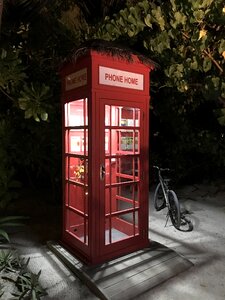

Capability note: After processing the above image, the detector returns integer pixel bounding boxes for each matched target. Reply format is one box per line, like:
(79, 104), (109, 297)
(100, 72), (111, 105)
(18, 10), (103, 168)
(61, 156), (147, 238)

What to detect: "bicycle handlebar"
(153, 166), (170, 172)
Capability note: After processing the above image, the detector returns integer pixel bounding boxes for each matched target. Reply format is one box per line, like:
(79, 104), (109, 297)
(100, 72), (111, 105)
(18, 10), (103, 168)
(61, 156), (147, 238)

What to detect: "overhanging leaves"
(18, 83), (52, 122)
(0, 49), (26, 93)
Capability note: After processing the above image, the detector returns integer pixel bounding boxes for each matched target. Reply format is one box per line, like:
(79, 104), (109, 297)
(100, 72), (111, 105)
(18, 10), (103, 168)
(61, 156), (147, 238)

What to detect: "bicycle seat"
(161, 168), (170, 172)
(164, 178), (171, 183)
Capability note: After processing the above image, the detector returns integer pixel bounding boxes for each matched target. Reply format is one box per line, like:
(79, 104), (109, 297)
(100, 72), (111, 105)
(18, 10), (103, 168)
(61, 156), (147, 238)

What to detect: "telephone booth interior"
(60, 44), (154, 265)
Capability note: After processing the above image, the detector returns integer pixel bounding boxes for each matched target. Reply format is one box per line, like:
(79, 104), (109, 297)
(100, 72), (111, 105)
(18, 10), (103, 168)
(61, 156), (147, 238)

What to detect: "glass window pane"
(105, 129), (110, 154)
(114, 212), (138, 235)
(105, 217), (130, 245)
(106, 129), (140, 156)
(105, 105), (111, 126)
(65, 98), (88, 127)
(105, 213), (137, 245)
(84, 98), (88, 126)
(105, 185), (138, 215)
(120, 107), (134, 126)
(68, 183), (87, 213)
(120, 183), (139, 202)
(117, 199), (133, 211)
(120, 107), (140, 127)
(116, 156), (136, 177)
(134, 109), (140, 127)
(116, 211), (138, 234)
(134, 130), (139, 153)
(111, 106), (120, 126)
(105, 158), (134, 184)
(135, 211), (139, 231)
(65, 209), (88, 244)
(109, 129), (118, 155)
(105, 187), (110, 215)
(66, 129), (88, 155)
(120, 131), (134, 152)
(105, 158), (111, 184)
(69, 129), (83, 154)
(68, 157), (88, 184)
(105, 186), (133, 214)
(105, 105), (140, 128)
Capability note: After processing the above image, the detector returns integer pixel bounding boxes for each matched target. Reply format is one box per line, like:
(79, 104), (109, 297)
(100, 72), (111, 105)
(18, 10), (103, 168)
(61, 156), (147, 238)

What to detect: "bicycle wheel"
(168, 190), (181, 229)
(179, 215), (194, 232)
(154, 183), (166, 211)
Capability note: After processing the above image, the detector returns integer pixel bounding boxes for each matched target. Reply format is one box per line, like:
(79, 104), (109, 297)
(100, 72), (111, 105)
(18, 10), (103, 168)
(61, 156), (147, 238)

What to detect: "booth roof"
(63, 39), (159, 70)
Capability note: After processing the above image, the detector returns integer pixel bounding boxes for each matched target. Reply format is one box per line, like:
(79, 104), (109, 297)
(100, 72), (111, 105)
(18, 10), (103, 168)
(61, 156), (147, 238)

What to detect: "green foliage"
(216, 108), (225, 126)
(0, 0), (224, 192)
(93, 0), (225, 102)
(12, 270), (47, 300)
(18, 83), (52, 122)
(0, 0), (72, 197)
(0, 250), (46, 299)
(0, 49), (26, 93)
(0, 48), (52, 122)
(88, 0), (225, 181)
(0, 250), (22, 272)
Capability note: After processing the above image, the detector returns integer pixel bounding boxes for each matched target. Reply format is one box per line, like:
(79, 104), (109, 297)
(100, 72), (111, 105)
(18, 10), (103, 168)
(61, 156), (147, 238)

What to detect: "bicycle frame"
(156, 167), (171, 209)
(153, 165), (192, 231)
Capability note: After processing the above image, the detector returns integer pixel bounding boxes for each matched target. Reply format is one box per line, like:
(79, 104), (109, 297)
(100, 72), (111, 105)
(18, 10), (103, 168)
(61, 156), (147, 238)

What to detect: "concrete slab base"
(47, 240), (193, 300)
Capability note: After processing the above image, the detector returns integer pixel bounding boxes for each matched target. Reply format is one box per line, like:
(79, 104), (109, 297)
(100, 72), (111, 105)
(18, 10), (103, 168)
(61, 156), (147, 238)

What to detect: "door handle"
(100, 164), (105, 180)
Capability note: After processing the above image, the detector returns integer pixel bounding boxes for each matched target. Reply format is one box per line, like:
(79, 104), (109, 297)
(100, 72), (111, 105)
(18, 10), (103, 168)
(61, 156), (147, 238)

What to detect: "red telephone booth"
(60, 43), (155, 265)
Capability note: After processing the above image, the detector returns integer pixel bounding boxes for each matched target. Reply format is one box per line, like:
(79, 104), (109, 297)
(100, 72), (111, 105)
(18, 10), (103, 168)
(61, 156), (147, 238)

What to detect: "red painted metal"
(60, 50), (154, 265)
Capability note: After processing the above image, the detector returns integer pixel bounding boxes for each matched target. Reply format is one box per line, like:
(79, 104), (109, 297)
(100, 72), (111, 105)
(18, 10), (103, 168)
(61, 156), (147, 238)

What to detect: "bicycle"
(153, 166), (193, 232)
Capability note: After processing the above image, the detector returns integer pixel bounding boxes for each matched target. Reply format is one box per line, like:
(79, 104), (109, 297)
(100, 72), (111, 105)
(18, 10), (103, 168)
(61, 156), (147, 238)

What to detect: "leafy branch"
(182, 31), (223, 74)
(0, 87), (15, 102)
(18, 83), (52, 122)
(0, 49), (26, 92)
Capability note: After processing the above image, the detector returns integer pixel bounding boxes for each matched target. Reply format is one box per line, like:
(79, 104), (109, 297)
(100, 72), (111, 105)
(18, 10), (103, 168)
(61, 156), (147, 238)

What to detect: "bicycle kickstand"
(165, 213), (170, 227)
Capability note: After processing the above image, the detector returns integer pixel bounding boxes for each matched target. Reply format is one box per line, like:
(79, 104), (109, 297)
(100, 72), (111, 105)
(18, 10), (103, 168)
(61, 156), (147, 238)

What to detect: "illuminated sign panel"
(99, 66), (144, 90)
(65, 68), (87, 91)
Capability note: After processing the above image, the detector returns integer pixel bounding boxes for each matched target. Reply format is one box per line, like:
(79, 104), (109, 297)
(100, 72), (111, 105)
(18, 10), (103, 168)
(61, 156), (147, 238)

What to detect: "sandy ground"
(147, 181), (225, 300)
(1, 181), (225, 299)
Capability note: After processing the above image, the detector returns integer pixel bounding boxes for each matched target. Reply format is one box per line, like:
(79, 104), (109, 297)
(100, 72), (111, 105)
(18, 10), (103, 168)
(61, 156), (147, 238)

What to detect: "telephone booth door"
(98, 98), (149, 257)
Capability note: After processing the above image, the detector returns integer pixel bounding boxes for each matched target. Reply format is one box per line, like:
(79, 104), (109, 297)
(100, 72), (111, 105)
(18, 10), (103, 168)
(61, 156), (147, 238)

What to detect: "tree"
(88, 0), (225, 180)
(0, 0), (225, 200)
(0, 0), (83, 205)
(91, 0), (225, 102)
